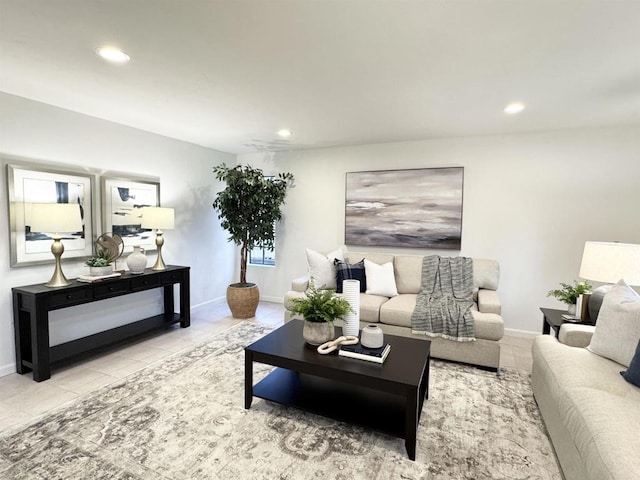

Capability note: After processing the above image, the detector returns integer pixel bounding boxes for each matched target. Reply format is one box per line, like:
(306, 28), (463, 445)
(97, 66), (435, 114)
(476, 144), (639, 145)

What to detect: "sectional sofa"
(283, 251), (504, 370)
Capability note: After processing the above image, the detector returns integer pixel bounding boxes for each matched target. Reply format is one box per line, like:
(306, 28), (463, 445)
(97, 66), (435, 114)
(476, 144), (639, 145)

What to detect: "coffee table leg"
(244, 350), (253, 409)
(405, 387), (418, 461)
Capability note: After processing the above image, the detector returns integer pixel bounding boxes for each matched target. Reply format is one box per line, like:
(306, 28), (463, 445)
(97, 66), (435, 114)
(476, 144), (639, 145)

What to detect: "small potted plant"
(547, 280), (592, 314)
(85, 248), (116, 276)
(290, 286), (353, 346)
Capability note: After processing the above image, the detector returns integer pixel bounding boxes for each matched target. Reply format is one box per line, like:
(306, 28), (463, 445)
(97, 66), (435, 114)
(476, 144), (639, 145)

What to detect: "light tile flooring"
(0, 301), (534, 434)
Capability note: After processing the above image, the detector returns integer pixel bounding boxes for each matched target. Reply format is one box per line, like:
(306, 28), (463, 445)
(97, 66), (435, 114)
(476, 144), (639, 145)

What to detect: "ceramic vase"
(567, 303), (577, 315)
(89, 265), (113, 276)
(303, 320), (335, 346)
(361, 324), (384, 348)
(126, 245), (147, 274)
(342, 279), (360, 336)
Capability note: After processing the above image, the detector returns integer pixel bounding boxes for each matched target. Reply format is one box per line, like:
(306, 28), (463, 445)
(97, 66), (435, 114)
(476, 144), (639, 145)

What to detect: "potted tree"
(290, 286), (353, 345)
(212, 163), (294, 318)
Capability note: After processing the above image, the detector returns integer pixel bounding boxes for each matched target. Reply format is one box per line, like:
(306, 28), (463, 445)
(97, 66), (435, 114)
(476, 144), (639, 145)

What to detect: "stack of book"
(339, 343), (391, 364)
(77, 273), (122, 283)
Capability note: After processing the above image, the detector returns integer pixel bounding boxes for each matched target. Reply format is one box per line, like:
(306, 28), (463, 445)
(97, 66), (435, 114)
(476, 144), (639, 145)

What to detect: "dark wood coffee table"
(245, 320), (431, 460)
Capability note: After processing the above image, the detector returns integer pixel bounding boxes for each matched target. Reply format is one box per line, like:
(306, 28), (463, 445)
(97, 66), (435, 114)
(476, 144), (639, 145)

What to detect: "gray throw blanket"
(411, 256), (476, 342)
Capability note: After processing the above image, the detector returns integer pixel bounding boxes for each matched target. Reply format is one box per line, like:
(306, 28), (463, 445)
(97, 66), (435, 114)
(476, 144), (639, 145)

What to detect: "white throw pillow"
(587, 279), (640, 367)
(364, 259), (398, 297)
(306, 247), (344, 290)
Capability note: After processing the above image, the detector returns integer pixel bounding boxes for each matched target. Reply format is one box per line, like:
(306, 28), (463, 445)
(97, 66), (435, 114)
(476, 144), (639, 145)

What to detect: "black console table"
(12, 265), (190, 382)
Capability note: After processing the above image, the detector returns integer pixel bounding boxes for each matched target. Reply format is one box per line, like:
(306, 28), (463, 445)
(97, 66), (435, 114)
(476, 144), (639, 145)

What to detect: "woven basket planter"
(226, 283), (260, 319)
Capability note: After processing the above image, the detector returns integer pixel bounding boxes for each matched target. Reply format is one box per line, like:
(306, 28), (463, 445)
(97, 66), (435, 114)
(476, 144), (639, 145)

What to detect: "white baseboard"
(191, 297), (226, 310)
(259, 295), (284, 304)
(0, 363), (16, 378)
(504, 327), (539, 338)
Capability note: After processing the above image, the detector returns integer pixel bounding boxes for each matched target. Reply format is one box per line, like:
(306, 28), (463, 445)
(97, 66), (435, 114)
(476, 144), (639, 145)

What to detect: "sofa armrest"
(477, 289), (501, 315)
(558, 324), (595, 348)
(291, 275), (309, 293)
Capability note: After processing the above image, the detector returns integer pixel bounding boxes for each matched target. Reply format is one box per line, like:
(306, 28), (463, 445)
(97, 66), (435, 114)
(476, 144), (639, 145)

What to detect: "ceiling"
(1, 1), (639, 154)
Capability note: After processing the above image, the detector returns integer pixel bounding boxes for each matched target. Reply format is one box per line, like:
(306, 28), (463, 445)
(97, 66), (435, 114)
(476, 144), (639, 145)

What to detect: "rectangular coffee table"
(245, 320), (431, 460)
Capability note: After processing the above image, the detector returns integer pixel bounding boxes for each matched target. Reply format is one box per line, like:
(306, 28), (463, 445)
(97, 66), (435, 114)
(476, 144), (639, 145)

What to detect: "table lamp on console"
(28, 203), (83, 287)
(141, 207), (175, 271)
(578, 241), (640, 321)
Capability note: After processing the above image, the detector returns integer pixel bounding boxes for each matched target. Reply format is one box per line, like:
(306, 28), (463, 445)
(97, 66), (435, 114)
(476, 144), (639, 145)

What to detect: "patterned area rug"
(0, 322), (561, 479)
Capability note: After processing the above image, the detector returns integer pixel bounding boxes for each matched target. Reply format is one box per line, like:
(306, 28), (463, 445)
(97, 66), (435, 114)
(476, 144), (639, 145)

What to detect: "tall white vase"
(342, 279), (360, 337)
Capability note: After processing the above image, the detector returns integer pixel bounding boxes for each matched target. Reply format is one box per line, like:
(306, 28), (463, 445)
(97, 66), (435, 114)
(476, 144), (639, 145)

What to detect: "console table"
(12, 265), (190, 382)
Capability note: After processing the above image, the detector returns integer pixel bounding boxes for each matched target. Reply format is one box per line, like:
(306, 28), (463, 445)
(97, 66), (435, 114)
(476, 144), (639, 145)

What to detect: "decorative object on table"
(574, 292), (591, 321)
(140, 206), (174, 270)
(101, 175), (160, 252)
(339, 342), (391, 364)
(341, 279), (361, 336)
(77, 272), (122, 283)
(96, 232), (124, 271)
(28, 203), (83, 287)
(7, 162), (94, 267)
(316, 335), (359, 355)
(345, 167), (464, 249)
(85, 243), (120, 276)
(290, 286), (353, 345)
(546, 280), (592, 315)
(360, 324), (384, 348)
(126, 245), (147, 274)
(578, 241), (640, 321)
(212, 163), (294, 318)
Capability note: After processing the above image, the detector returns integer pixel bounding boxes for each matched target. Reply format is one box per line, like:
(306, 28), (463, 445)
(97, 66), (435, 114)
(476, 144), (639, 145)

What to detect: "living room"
(1, 1), (639, 479)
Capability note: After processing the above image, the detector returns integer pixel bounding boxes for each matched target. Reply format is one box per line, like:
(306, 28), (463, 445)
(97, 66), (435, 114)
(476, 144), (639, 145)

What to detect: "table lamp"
(578, 241), (640, 320)
(141, 207), (174, 270)
(29, 203), (83, 287)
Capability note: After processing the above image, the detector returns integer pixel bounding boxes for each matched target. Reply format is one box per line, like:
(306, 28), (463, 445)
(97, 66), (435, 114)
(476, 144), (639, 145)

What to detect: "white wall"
(0, 93), (236, 376)
(240, 126), (640, 335)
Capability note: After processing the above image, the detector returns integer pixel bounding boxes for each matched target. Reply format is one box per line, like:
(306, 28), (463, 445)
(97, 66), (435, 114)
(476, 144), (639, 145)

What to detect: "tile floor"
(0, 301), (534, 434)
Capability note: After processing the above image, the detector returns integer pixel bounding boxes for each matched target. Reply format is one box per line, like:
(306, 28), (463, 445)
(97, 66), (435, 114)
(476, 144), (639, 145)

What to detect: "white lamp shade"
(28, 203), (82, 233)
(579, 241), (640, 286)
(140, 207), (175, 229)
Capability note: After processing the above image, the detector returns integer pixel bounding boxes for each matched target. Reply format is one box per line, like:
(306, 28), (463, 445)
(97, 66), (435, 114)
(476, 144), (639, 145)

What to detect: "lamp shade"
(28, 203), (82, 233)
(579, 241), (640, 286)
(140, 207), (174, 230)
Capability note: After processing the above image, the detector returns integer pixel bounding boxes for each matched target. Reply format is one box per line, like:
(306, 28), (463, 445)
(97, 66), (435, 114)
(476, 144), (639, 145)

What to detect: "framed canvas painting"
(101, 176), (160, 252)
(345, 167), (464, 249)
(7, 163), (95, 266)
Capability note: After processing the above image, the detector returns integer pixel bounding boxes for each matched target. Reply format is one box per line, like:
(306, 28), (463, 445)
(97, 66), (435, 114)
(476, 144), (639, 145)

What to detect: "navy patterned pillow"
(334, 259), (366, 293)
(621, 339), (640, 388)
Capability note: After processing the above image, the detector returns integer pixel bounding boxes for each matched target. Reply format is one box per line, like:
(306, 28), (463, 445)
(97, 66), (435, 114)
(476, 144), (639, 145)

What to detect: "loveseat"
(531, 280), (640, 480)
(283, 251), (504, 369)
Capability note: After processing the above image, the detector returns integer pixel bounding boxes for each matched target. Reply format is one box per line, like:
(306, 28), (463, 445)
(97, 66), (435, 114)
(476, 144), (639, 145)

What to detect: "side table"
(540, 307), (594, 337)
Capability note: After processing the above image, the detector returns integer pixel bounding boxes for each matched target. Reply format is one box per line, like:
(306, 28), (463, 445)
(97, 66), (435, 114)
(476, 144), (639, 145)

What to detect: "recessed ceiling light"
(96, 47), (130, 64)
(504, 102), (525, 114)
(277, 129), (292, 138)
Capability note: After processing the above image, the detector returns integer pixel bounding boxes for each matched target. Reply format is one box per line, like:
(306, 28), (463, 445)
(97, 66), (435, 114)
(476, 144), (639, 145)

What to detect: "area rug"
(0, 322), (561, 479)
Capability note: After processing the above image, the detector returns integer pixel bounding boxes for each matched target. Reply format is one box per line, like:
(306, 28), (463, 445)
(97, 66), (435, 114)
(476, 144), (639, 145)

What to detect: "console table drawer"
(94, 282), (130, 299)
(49, 289), (91, 308)
(131, 275), (161, 291)
(161, 270), (184, 285)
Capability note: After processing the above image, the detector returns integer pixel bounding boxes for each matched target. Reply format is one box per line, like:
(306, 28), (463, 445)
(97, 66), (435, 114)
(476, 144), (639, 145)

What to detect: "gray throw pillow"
(587, 279), (640, 367)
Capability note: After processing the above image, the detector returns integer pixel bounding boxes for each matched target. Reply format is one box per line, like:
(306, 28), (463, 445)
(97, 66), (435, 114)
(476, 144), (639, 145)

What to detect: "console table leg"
(32, 305), (51, 382)
(244, 350), (253, 409)
(180, 276), (190, 328)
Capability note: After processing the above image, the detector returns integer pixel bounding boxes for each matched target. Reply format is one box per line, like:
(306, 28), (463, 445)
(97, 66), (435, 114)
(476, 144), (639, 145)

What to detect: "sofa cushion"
(472, 258), (500, 291)
(621, 339), (640, 387)
(393, 255), (423, 294)
(306, 247), (344, 290)
(359, 293), (388, 323)
(346, 252), (395, 266)
(587, 279), (640, 367)
(364, 259), (398, 297)
(334, 259), (366, 293)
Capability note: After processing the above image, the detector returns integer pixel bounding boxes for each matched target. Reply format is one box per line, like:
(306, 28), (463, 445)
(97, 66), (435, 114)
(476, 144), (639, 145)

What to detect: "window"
(249, 242), (275, 266)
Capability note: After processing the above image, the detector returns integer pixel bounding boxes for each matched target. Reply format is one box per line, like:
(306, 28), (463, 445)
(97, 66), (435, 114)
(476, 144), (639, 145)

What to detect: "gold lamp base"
(45, 237), (72, 287)
(151, 230), (167, 270)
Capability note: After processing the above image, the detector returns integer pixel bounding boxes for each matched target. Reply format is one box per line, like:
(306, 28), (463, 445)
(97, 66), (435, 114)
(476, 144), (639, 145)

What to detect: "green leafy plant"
(547, 280), (593, 305)
(290, 286), (353, 323)
(85, 248), (115, 267)
(212, 163), (294, 285)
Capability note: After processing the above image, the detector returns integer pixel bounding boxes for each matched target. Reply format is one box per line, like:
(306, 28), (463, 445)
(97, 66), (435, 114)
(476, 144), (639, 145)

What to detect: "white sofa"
(283, 251), (504, 370)
(532, 326), (640, 480)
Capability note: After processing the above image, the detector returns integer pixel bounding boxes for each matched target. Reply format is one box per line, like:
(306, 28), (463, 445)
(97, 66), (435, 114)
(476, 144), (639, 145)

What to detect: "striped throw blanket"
(411, 256), (476, 342)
